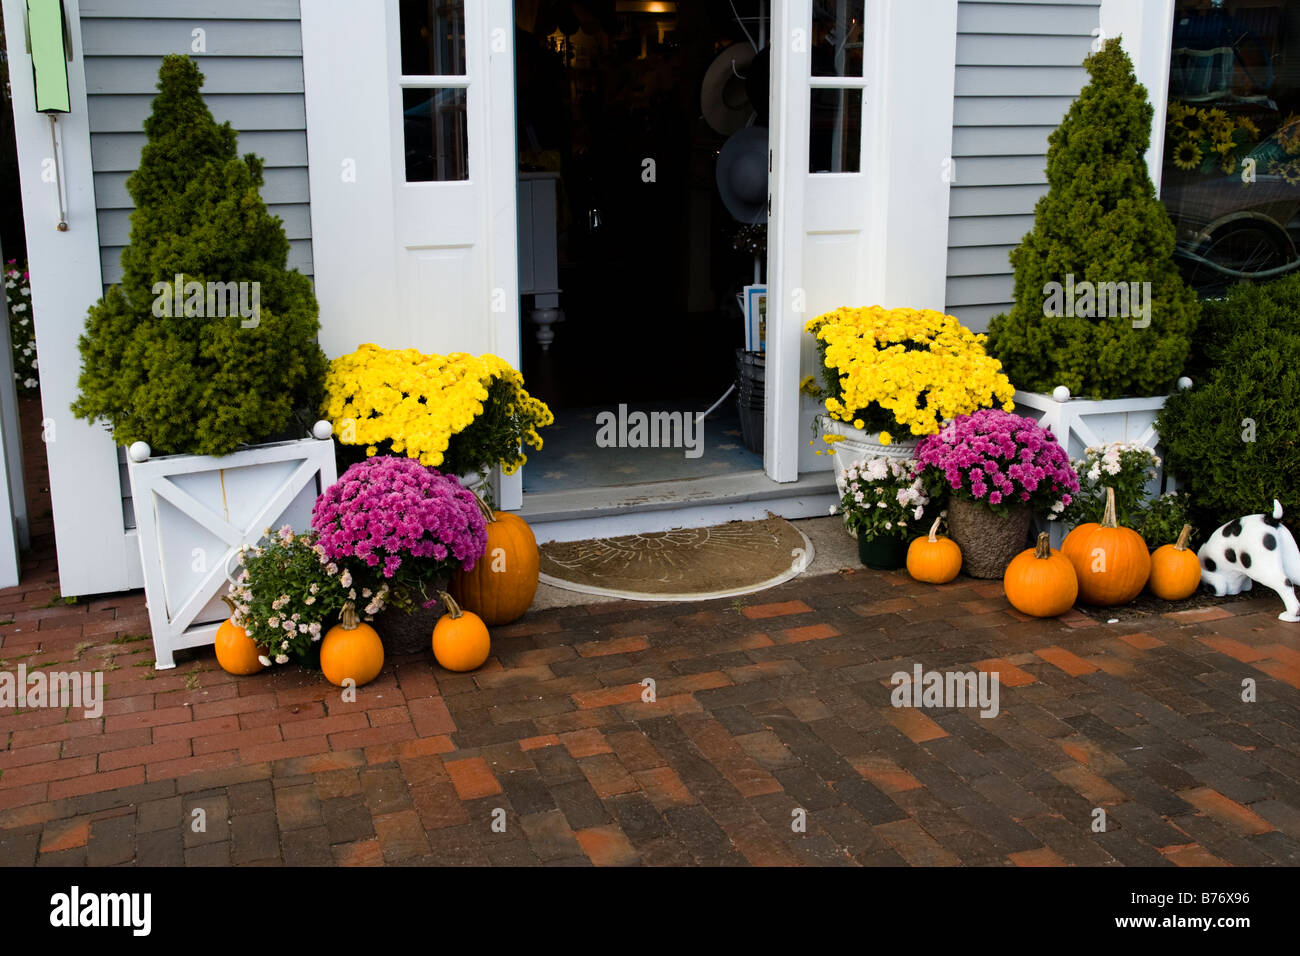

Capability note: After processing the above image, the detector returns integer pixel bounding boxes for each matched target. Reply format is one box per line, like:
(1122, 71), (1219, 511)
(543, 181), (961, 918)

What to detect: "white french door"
(303, 0), (522, 507)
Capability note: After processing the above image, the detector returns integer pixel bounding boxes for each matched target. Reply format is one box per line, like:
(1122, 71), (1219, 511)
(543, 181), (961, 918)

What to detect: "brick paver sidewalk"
(2, 409), (1299, 865)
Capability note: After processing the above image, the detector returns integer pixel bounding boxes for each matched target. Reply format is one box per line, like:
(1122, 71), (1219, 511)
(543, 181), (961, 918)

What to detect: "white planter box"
(818, 416), (919, 489)
(128, 437), (338, 669)
(1014, 388), (1175, 547)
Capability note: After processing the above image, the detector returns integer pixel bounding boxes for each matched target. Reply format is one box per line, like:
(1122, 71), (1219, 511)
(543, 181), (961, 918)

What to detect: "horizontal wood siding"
(945, 0), (1099, 331)
(81, 1), (312, 285)
(79, 0), (311, 529)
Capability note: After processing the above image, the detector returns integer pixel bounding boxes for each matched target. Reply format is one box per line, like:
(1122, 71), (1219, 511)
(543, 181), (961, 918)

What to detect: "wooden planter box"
(128, 437), (337, 669)
(1014, 389), (1175, 548)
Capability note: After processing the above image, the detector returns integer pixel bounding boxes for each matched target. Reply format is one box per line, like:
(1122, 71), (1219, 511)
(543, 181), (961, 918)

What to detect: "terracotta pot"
(857, 533), (907, 571)
(946, 498), (1033, 579)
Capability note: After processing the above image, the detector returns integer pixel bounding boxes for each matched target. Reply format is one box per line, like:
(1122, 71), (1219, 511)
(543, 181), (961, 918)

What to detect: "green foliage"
(986, 39), (1198, 399)
(1182, 272), (1300, 384)
(71, 56), (327, 456)
(1136, 492), (1196, 550)
(1157, 322), (1300, 529)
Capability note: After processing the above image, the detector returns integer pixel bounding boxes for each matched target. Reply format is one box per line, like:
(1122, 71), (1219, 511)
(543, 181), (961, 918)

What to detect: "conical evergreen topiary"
(986, 38), (1198, 399)
(72, 55), (327, 456)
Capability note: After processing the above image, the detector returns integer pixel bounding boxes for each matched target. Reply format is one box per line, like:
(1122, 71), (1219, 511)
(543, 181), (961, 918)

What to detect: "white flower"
(339, 569), (352, 588)
(11, 303), (25, 313)
(275, 654), (289, 665)
(913, 505), (924, 521)
(267, 616), (280, 628)
(281, 640), (289, 650)
(258, 655), (273, 667)
(304, 595), (316, 605)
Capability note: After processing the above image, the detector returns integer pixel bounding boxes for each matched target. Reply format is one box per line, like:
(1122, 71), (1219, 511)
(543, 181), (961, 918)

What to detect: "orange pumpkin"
(1068, 487), (1151, 606)
(320, 602), (385, 687)
(1148, 523), (1201, 601)
(1003, 532), (1078, 617)
(214, 599), (265, 676)
(906, 515), (962, 584)
(452, 501), (539, 626)
(432, 591), (491, 672)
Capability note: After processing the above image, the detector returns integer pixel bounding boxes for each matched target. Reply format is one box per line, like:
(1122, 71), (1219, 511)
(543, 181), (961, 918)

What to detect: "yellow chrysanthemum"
(878, 431), (892, 446)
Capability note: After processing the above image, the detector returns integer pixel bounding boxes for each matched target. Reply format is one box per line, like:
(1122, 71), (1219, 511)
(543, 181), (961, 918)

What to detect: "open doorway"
(514, 1), (771, 494)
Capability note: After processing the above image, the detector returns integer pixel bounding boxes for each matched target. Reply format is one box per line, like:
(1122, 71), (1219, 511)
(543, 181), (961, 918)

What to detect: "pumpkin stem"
(927, 515), (942, 542)
(1034, 532), (1052, 559)
(339, 601), (360, 630)
(1174, 523), (1192, 551)
(220, 593), (236, 615)
(470, 490), (495, 523)
(1101, 486), (1119, 529)
(437, 590), (464, 620)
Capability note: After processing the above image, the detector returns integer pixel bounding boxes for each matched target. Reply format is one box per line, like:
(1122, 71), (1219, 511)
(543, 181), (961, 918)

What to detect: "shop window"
(1162, 1), (1300, 295)
(810, 0), (866, 173)
(400, 0), (469, 182)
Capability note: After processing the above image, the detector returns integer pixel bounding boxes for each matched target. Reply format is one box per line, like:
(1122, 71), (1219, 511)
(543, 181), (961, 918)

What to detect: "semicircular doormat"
(538, 516), (814, 602)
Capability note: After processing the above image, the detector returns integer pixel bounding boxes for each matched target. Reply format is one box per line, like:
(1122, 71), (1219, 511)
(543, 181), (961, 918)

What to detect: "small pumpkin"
(214, 598), (265, 676)
(452, 496), (539, 626)
(1068, 487), (1151, 606)
(906, 515), (962, 584)
(1148, 523), (1201, 601)
(432, 591), (491, 672)
(1004, 532), (1078, 617)
(320, 602), (385, 688)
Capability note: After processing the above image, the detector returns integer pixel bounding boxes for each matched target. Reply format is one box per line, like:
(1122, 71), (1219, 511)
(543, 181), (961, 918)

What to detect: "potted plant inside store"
(70, 56), (333, 669)
(804, 305), (1015, 474)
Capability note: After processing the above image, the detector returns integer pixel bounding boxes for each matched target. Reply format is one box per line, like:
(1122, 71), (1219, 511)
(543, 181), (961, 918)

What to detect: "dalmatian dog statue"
(1197, 500), (1300, 622)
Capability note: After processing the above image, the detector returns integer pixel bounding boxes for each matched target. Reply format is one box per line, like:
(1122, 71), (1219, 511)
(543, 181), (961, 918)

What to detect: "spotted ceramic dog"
(1197, 501), (1300, 622)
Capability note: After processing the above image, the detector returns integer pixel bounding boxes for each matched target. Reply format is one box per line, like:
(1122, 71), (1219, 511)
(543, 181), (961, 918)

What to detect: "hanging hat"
(701, 43), (757, 136)
(717, 125), (769, 224)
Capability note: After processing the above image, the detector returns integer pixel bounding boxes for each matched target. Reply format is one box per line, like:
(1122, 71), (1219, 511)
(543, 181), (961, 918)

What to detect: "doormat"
(538, 517), (814, 602)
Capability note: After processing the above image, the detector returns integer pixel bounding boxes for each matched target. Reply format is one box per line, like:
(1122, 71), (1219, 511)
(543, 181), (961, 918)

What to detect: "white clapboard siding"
(78, 1), (315, 540)
(946, 0), (1100, 332)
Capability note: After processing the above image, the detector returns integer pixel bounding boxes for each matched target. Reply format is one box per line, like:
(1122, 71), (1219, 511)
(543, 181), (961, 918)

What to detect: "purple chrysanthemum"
(311, 456), (488, 578)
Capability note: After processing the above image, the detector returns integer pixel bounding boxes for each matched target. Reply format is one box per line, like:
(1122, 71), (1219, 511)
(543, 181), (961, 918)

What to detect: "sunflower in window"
(1172, 141), (1202, 171)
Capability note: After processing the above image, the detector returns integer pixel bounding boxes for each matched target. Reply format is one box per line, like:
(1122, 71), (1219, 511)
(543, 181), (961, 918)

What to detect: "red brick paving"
(3, 403), (1300, 865)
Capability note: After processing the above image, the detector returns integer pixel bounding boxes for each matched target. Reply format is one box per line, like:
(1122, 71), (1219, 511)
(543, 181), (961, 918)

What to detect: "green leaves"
(986, 39), (1198, 399)
(72, 55), (327, 456)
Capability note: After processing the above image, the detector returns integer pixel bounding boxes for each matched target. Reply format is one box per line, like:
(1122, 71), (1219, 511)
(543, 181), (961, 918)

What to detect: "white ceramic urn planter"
(1015, 384), (1187, 547)
(818, 416), (919, 490)
(128, 429), (338, 669)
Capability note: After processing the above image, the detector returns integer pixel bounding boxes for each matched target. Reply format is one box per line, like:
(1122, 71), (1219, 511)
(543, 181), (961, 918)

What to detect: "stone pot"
(946, 497), (1033, 579)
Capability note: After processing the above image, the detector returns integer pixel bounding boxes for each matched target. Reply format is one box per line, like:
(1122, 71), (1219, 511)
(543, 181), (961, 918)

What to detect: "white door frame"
(2, 0), (144, 595)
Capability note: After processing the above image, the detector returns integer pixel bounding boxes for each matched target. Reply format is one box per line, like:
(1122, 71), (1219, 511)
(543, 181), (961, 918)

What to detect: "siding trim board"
(945, 0), (1101, 332)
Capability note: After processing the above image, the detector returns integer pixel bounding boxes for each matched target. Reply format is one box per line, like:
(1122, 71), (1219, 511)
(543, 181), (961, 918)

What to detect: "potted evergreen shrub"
(985, 37), (1199, 534)
(71, 56), (334, 668)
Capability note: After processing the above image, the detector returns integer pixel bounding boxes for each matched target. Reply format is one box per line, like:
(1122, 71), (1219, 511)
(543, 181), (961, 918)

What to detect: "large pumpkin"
(1068, 487), (1151, 606)
(452, 503), (539, 626)
(214, 600), (265, 676)
(1148, 523), (1201, 601)
(906, 515), (962, 584)
(320, 602), (385, 687)
(432, 591), (491, 672)
(1004, 532), (1078, 617)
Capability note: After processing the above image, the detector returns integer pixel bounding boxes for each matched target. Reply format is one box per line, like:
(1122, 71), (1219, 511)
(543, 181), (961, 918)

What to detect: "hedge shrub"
(986, 39), (1199, 399)
(72, 56), (326, 456)
(1157, 321), (1300, 528)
